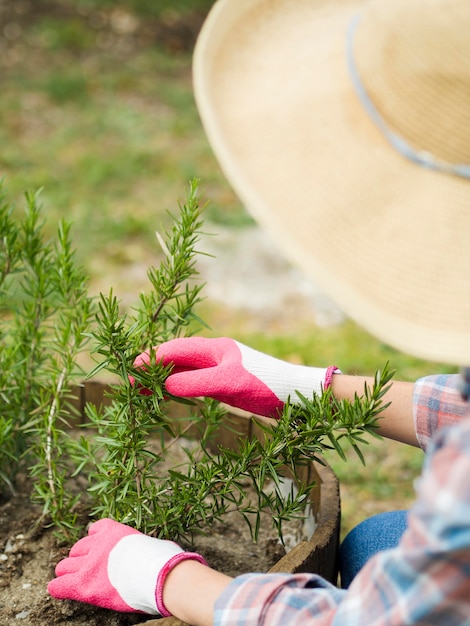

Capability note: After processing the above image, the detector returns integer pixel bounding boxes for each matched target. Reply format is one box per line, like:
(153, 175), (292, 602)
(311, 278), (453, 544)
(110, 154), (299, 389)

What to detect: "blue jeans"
(339, 510), (408, 588)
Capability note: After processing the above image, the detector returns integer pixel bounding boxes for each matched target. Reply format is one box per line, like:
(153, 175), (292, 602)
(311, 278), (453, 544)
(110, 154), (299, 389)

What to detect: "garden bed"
(0, 382), (340, 625)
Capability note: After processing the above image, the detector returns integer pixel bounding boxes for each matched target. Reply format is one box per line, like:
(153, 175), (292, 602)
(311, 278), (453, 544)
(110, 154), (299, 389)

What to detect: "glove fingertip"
(47, 578), (63, 598)
(133, 351), (151, 368)
(164, 377), (186, 397)
(54, 557), (75, 577)
(88, 518), (111, 534)
(164, 372), (200, 397)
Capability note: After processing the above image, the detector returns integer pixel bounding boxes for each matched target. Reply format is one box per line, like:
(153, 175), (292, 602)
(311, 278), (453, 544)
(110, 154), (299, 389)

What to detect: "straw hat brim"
(193, 0), (470, 365)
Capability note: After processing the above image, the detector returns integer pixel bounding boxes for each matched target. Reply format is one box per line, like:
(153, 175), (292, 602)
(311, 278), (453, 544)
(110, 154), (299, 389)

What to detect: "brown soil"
(0, 464), (299, 625)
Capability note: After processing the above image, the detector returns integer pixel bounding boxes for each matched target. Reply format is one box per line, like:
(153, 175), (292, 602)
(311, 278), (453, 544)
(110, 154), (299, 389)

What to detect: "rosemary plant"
(71, 179), (393, 544)
(1, 178), (393, 547)
(0, 185), (94, 536)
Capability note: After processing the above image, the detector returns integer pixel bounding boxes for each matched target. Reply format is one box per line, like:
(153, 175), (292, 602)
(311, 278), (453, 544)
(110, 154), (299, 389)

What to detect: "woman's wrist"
(163, 559), (232, 626)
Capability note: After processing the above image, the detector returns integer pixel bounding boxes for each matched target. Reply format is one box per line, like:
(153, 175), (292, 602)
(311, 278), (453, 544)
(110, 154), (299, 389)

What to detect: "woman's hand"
(133, 336), (338, 418)
(48, 518), (207, 616)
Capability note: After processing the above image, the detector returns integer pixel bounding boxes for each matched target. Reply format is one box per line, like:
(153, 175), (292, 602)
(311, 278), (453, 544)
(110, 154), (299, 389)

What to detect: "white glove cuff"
(236, 341), (340, 404)
(107, 534), (207, 615)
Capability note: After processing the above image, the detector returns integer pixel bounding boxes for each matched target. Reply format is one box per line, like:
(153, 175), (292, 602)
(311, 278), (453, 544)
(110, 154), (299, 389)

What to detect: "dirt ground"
(0, 466), (300, 625)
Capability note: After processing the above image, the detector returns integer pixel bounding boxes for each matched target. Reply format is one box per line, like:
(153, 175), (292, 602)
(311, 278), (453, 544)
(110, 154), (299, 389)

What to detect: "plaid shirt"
(214, 374), (470, 625)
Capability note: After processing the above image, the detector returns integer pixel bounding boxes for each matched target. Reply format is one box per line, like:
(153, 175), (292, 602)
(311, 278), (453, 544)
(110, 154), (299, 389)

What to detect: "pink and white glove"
(47, 518), (207, 616)
(133, 337), (339, 418)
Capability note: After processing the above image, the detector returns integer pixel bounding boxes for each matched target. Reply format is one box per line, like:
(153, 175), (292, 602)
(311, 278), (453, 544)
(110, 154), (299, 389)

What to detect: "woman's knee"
(339, 510), (408, 588)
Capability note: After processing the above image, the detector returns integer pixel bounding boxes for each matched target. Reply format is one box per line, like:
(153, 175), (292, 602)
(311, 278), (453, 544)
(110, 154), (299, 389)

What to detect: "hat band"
(347, 15), (470, 180)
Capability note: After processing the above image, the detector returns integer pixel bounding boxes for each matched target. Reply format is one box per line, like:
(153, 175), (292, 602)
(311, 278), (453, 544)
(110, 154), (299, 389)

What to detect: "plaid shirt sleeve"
(413, 374), (467, 450)
(214, 410), (470, 626)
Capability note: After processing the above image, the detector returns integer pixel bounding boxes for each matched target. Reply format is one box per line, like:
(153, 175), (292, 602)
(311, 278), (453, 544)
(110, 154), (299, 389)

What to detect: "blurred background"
(0, 0), (456, 537)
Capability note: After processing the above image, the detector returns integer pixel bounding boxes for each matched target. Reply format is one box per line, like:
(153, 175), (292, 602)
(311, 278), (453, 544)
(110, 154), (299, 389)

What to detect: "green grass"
(0, 1), (241, 272)
(324, 436), (424, 538)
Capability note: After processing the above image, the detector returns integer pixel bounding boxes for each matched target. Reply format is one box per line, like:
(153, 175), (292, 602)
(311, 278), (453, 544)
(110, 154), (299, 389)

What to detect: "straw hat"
(193, 0), (470, 365)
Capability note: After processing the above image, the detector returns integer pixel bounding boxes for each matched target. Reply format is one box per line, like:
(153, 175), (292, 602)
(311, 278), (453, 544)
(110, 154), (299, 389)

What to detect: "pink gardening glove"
(133, 337), (339, 418)
(47, 518), (207, 616)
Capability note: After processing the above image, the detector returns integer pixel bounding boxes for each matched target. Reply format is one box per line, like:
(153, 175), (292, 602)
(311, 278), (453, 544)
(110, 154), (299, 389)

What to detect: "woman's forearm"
(331, 375), (418, 447)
